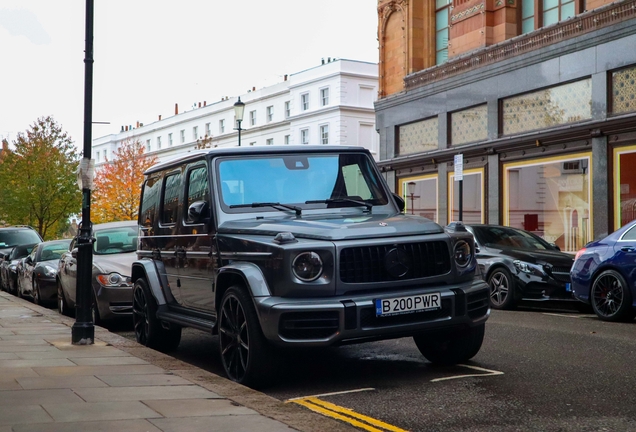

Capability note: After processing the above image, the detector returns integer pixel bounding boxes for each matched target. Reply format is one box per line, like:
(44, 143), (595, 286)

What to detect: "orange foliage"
(92, 138), (158, 224)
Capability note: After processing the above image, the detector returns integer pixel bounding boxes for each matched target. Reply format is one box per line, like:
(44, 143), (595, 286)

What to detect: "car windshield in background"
(40, 242), (71, 261)
(93, 227), (138, 255)
(0, 231), (42, 249)
(472, 226), (552, 251)
(217, 153), (389, 211)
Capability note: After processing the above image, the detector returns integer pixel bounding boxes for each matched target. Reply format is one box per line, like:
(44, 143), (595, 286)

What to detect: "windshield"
(93, 226), (138, 255)
(0, 230), (42, 249)
(40, 241), (71, 261)
(217, 153), (389, 212)
(472, 226), (554, 251)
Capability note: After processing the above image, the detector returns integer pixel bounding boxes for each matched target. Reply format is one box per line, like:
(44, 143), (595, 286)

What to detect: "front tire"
(414, 324), (485, 366)
(57, 279), (74, 317)
(218, 286), (275, 388)
(591, 269), (635, 322)
(32, 279), (41, 305)
(488, 267), (517, 310)
(132, 278), (181, 352)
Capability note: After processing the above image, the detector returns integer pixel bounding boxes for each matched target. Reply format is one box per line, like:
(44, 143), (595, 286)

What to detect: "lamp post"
(233, 97), (245, 146)
(407, 181), (419, 215)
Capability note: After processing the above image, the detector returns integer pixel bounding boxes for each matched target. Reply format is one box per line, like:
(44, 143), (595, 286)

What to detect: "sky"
(0, 0), (379, 151)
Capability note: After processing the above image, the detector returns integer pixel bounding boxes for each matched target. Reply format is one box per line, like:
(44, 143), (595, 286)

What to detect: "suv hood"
(218, 213), (443, 241)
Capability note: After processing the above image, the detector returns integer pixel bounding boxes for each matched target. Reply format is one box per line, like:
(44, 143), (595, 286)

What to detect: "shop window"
(399, 175), (438, 222)
(451, 105), (488, 146)
(448, 169), (484, 225)
(501, 79), (592, 136)
(398, 117), (438, 156)
(503, 153), (591, 253)
(611, 65), (636, 115)
(614, 145), (636, 229)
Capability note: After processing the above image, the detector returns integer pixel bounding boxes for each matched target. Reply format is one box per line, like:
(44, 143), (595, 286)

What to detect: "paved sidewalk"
(0, 292), (356, 432)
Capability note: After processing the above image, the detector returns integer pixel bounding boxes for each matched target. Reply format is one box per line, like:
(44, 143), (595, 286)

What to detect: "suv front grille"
(339, 241), (451, 283)
(279, 311), (339, 340)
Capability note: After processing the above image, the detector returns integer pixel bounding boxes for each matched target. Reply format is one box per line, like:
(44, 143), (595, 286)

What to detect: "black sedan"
(0, 244), (36, 295)
(17, 239), (71, 306)
(465, 224), (575, 310)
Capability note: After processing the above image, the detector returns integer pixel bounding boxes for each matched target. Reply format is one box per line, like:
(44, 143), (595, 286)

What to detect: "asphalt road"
(113, 303), (636, 432)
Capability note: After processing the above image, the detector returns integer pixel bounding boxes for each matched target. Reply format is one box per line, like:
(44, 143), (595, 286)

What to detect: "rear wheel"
(414, 324), (485, 366)
(132, 278), (181, 352)
(32, 279), (41, 305)
(218, 286), (276, 388)
(488, 267), (517, 310)
(591, 270), (635, 322)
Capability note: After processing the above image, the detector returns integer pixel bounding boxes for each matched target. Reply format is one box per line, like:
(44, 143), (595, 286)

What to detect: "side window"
(161, 173), (182, 225)
(185, 166), (210, 224)
(140, 176), (161, 227)
(622, 225), (636, 241)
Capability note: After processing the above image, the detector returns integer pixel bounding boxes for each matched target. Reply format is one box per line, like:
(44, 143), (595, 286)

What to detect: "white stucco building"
(92, 59), (379, 165)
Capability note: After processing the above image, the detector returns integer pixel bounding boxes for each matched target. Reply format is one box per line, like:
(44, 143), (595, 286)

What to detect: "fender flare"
(131, 258), (169, 306)
(216, 261), (271, 306)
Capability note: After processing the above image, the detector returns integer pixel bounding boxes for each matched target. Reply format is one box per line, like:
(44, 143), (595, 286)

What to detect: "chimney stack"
(158, 115), (162, 121)
(204, 101), (207, 106)
(175, 103), (179, 115)
(284, 74), (288, 81)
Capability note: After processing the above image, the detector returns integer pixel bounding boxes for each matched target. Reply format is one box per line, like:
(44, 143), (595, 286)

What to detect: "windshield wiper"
(230, 202), (302, 216)
(305, 198), (373, 212)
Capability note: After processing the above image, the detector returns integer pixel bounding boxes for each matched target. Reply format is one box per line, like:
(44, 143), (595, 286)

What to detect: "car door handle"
(621, 246), (636, 252)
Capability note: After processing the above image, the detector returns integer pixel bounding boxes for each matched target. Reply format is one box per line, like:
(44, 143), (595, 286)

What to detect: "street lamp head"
(233, 97), (245, 123)
(407, 181), (416, 196)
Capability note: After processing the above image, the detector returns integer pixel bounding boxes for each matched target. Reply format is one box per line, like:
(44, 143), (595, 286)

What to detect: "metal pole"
(72, 0), (95, 345)
(237, 120), (242, 146)
(458, 179), (463, 222)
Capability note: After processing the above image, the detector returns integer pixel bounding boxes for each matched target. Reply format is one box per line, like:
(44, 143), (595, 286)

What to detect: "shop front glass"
(503, 153), (592, 253)
(614, 145), (636, 229)
(448, 169), (484, 224)
(399, 175), (438, 222)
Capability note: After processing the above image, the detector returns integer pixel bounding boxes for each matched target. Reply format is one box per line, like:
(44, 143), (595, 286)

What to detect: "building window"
(450, 105), (488, 146)
(614, 145), (636, 229)
(504, 153), (591, 252)
(320, 124), (329, 144)
(205, 122), (211, 137)
(543, 0), (576, 27)
(398, 117), (438, 156)
(146, 139), (151, 152)
(522, 0), (577, 33)
(193, 126), (198, 140)
(168, 133), (173, 146)
(266, 138), (274, 145)
(284, 135), (290, 144)
(96, 152), (100, 162)
(180, 129), (185, 143)
(400, 175), (438, 222)
(219, 119), (225, 134)
(301, 128), (309, 144)
(521, 0), (535, 34)
(285, 101), (291, 118)
(249, 142), (256, 146)
(266, 106), (273, 122)
(436, 0), (452, 65)
(250, 110), (256, 126)
(103, 150), (107, 161)
(611, 65), (636, 115)
(448, 168), (484, 225)
(301, 93), (309, 111)
(157, 136), (162, 149)
(320, 88), (329, 106)
(501, 79), (592, 136)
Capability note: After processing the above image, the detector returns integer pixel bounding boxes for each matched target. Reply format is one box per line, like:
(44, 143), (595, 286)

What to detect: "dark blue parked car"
(571, 219), (636, 322)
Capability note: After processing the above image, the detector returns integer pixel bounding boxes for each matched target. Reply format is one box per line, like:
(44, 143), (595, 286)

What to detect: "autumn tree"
(92, 137), (157, 224)
(0, 116), (81, 239)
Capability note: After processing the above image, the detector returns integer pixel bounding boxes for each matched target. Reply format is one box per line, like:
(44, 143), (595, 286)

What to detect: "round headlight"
(292, 252), (323, 282)
(453, 240), (472, 268)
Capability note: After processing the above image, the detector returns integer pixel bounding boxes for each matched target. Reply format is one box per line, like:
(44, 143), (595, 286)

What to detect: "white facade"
(92, 59), (379, 165)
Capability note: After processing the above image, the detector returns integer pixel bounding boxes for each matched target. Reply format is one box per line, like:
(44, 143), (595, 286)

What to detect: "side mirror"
(71, 248), (78, 259)
(24, 256), (33, 264)
(392, 193), (405, 212)
(187, 200), (210, 224)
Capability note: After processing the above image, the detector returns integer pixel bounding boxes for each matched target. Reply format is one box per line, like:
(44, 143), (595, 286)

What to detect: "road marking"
(287, 389), (408, 432)
(430, 364), (504, 382)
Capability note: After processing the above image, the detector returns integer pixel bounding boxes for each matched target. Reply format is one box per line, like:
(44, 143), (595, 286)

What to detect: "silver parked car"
(57, 220), (138, 324)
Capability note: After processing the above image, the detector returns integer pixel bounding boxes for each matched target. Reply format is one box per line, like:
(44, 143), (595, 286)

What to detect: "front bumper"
(256, 278), (490, 347)
(38, 277), (58, 302)
(516, 275), (575, 302)
(93, 283), (133, 321)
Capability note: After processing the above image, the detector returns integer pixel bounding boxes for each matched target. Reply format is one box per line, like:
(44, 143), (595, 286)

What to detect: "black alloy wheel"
(218, 286), (275, 388)
(488, 267), (517, 310)
(132, 278), (181, 352)
(32, 279), (41, 305)
(591, 269), (635, 322)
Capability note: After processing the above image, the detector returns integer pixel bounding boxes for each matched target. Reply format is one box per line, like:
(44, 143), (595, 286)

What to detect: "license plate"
(565, 283), (572, 292)
(375, 293), (441, 317)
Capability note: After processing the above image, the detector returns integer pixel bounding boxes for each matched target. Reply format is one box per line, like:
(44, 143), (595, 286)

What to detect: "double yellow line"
(289, 396), (409, 432)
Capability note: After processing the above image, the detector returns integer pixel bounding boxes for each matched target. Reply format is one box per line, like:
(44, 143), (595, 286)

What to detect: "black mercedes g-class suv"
(131, 145), (489, 387)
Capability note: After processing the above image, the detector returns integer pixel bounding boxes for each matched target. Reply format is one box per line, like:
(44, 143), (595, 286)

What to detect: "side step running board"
(157, 310), (216, 333)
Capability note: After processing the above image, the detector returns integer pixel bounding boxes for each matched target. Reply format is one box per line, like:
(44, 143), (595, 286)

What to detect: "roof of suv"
(144, 145), (371, 175)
